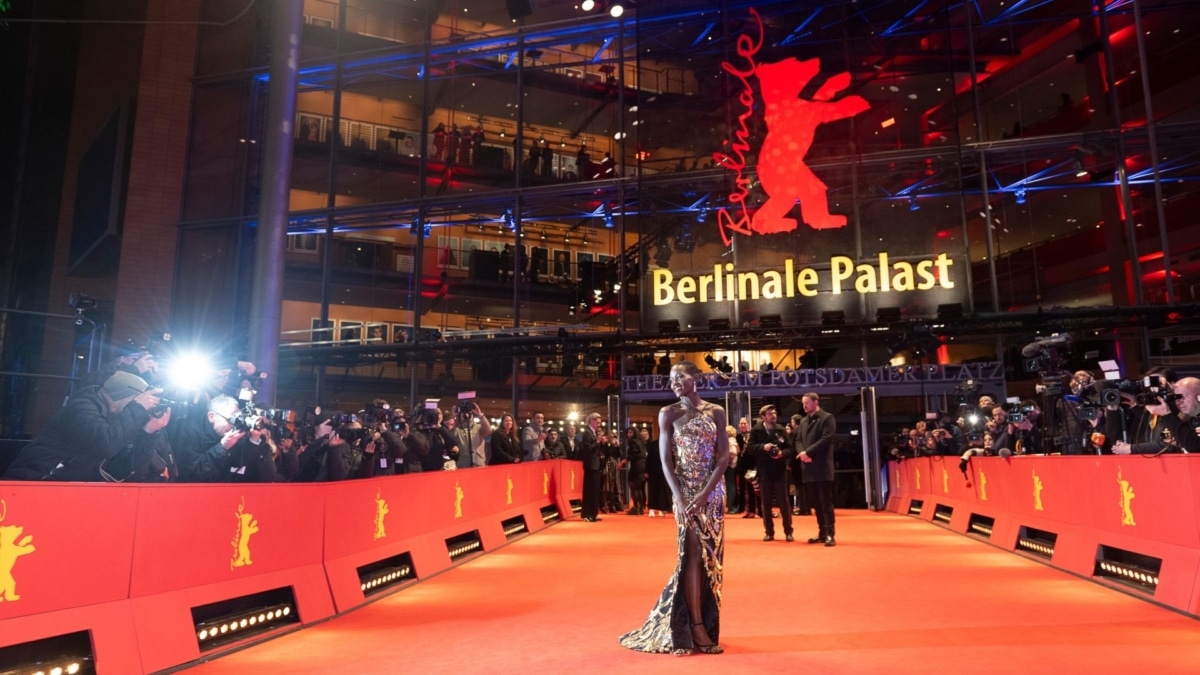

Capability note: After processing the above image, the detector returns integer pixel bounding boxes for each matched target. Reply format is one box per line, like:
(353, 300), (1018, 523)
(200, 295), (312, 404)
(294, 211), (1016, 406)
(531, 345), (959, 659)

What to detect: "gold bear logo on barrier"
(915, 467), (921, 491)
(231, 497), (259, 569)
(506, 475), (514, 505)
(1032, 469), (1044, 511)
(1117, 468), (1136, 526)
(0, 500), (36, 603)
(373, 489), (390, 540)
(570, 469), (576, 491)
(942, 468), (949, 493)
(454, 481), (465, 519)
(542, 470), (549, 496)
(979, 469), (988, 501)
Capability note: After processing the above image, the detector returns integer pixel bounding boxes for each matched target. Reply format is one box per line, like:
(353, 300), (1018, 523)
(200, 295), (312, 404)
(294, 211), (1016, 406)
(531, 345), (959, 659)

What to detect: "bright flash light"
(166, 351), (216, 391)
(967, 414), (980, 425)
(581, 0), (595, 10)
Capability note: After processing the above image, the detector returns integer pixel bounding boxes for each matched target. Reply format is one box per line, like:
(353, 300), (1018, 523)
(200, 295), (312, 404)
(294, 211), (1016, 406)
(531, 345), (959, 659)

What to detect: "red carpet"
(183, 511), (1200, 674)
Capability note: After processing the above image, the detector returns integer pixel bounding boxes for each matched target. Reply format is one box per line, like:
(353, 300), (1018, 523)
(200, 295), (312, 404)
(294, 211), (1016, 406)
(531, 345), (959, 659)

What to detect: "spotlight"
(708, 318), (731, 331)
(821, 310), (845, 326)
(1074, 159), (1088, 177)
(937, 302), (964, 321)
(876, 306), (902, 323)
(581, 0), (595, 10)
(658, 319), (680, 333)
(1015, 188), (1027, 205)
(610, 1), (625, 17)
(908, 196), (920, 211)
(759, 314), (782, 329)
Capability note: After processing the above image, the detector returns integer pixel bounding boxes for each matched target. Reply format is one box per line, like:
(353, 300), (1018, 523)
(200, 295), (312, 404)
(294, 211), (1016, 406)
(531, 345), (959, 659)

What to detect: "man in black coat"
(4, 371), (166, 481)
(173, 394), (277, 483)
(796, 392), (838, 546)
(748, 404), (795, 542)
(578, 412), (605, 521)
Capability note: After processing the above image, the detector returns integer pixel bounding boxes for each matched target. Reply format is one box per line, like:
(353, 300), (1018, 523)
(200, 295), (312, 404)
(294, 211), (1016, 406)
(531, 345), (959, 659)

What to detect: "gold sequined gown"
(619, 413), (724, 653)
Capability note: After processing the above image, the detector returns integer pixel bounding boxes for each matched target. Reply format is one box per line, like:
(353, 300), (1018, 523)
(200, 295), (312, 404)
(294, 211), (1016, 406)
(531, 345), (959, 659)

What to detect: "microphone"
(997, 447), (1012, 458)
(1021, 333), (1072, 358)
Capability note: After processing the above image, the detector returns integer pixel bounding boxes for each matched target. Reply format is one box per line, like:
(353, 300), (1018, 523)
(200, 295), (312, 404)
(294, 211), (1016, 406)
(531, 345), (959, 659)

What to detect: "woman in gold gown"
(619, 361), (730, 655)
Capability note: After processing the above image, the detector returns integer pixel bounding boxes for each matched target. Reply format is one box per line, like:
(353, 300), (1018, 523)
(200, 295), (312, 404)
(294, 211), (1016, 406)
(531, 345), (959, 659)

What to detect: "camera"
(454, 391), (477, 417)
(1003, 402), (1035, 423)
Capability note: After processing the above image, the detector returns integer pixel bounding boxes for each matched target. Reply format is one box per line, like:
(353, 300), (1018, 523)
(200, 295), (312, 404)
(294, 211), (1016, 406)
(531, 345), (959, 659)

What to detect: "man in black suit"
(796, 392), (837, 546)
(578, 412), (605, 522)
(748, 404), (795, 542)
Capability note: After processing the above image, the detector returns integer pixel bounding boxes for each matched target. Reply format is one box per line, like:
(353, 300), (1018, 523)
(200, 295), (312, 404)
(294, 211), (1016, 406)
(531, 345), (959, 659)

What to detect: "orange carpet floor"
(183, 510), (1200, 675)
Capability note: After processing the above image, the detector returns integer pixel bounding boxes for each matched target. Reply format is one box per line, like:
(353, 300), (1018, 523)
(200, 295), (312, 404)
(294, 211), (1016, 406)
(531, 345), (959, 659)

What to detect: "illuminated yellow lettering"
(892, 262), (914, 291)
(654, 269), (674, 305)
(699, 274), (713, 303)
(678, 275), (697, 303)
(725, 262), (735, 300)
(935, 253), (954, 288)
(785, 259), (795, 297)
(737, 272), (760, 299)
(855, 263), (878, 293)
(879, 252), (890, 292)
(797, 268), (818, 297)
(713, 264), (724, 301)
(831, 256), (854, 294)
(916, 260), (936, 290)
(762, 271), (783, 298)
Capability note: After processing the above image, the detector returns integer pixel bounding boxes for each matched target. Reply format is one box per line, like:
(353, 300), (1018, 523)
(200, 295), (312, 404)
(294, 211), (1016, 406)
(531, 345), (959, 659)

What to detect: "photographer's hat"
(759, 404), (776, 417)
(103, 371), (149, 401)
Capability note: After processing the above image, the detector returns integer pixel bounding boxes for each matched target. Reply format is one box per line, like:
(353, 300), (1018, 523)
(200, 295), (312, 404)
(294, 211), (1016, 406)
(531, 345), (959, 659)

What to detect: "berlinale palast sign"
(640, 8), (969, 332)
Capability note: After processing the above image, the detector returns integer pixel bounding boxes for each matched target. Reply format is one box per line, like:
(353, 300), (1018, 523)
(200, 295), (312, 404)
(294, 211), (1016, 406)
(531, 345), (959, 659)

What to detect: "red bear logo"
(752, 58), (869, 234)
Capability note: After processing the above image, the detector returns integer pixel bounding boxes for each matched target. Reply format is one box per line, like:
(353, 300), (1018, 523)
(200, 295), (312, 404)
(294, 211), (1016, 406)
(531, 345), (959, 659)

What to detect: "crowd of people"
(885, 368), (1200, 475)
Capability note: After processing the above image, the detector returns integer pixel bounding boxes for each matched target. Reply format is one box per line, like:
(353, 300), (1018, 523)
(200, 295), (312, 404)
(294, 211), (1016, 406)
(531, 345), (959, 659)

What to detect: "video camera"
(1004, 402), (1037, 424)
(453, 391), (477, 417)
(417, 399), (441, 428)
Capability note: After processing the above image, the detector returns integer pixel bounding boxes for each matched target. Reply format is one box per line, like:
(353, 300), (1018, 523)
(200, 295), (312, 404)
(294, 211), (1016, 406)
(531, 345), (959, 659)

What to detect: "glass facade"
(173, 0), (1200, 418)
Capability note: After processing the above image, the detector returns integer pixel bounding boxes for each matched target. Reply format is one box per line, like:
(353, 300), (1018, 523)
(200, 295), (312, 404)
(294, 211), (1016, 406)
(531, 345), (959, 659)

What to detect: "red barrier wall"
(0, 460), (582, 674)
(886, 455), (1200, 615)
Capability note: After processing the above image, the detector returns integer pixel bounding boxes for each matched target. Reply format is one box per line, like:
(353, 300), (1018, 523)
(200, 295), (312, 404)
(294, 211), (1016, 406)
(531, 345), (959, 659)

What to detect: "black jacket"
(578, 427), (604, 471)
(796, 409), (837, 483)
(4, 386), (152, 480)
(171, 412), (232, 483)
(748, 423), (794, 481)
(489, 430), (522, 464)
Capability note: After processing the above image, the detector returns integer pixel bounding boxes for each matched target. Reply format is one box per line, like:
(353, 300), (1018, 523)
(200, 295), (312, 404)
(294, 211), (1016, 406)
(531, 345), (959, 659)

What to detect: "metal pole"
(316, 0), (348, 405)
(1132, 0), (1172, 302)
(247, 0), (303, 407)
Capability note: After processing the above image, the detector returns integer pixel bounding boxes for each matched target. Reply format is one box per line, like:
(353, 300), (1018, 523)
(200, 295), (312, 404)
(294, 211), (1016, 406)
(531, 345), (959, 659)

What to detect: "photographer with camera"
(1106, 369), (1198, 455)
(447, 398), (491, 469)
(749, 404), (796, 543)
(293, 411), (369, 481)
(4, 371), (171, 481)
(172, 394), (277, 483)
(356, 400), (408, 477)
(406, 406), (461, 472)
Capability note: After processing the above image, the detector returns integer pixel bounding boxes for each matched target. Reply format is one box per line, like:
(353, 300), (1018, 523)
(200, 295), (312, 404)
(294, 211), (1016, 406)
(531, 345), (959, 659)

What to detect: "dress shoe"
(785, 534), (795, 542)
(807, 535), (824, 544)
(824, 536), (837, 547)
(763, 534), (774, 542)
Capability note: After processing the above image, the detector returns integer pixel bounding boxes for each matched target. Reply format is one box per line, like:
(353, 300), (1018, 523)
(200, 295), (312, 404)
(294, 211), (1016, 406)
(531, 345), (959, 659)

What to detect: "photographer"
(448, 400), (492, 469)
(3, 371), (168, 481)
(750, 404), (797, 543)
(294, 412), (365, 481)
(172, 394), (276, 483)
(1106, 370), (1197, 455)
(357, 401), (408, 477)
(408, 407), (460, 472)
